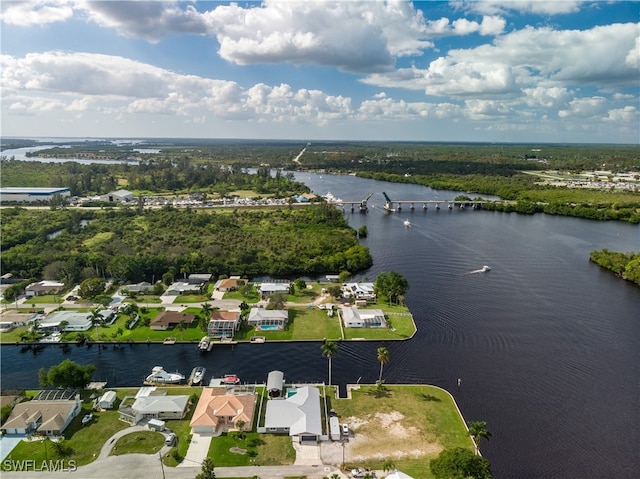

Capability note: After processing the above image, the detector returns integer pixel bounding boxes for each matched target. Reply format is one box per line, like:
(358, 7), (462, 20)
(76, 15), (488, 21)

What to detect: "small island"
(589, 249), (640, 287)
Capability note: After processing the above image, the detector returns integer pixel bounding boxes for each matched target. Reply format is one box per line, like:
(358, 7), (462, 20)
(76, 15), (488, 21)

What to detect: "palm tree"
(382, 459), (396, 473)
(321, 340), (338, 386)
(200, 302), (213, 332)
(177, 319), (186, 341)
(89, 308), (103, 341)
(468, 421), (492, 454)
(376, 346), (390, 384)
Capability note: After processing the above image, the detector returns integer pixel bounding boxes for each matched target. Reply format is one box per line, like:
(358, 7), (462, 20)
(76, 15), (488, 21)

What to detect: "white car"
(351, 468), (367, 478)
(341, 423), (349, 436)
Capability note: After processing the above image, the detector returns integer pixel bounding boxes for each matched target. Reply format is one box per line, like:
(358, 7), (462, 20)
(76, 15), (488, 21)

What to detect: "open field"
(327, 385), (475, 478)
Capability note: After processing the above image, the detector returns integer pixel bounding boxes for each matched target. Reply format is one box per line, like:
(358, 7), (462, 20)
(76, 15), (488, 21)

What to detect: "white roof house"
(119, 393), (189, 425)
(264, 386), (322, 441)
(25, 280), (65, 297)
(258, 282), (290, 295)
(98, 391), (117, 409)
(247, 309), (289, 330)
(341, 306), (386, 328)
(38, 311), (93, 331)
(343, 282), (376, 300)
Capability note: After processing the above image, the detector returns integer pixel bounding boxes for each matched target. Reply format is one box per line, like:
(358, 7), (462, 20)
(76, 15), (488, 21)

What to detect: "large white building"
(0, 187), (71, 203)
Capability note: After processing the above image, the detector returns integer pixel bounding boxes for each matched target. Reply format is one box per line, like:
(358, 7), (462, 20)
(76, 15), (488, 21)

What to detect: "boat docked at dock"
(144, 366), (184, 385)
(198, 336), (211, 351)
(221, 374), (240, 385)
(189, 366), (206, 386)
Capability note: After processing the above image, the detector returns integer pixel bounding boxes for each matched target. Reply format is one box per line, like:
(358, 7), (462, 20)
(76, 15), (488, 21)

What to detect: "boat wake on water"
(465, 265), (492, 274)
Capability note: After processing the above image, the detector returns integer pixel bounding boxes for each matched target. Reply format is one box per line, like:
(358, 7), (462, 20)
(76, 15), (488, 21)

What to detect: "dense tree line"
(0, 159), (309, 198)
(589, 249), (640, 286)
(1, 205), (372, 282)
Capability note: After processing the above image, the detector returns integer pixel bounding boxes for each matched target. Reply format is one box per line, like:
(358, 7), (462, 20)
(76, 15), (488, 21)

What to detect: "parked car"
(341, 423), (349, 436)
(351, 468), (367, 478)
(165, 433), (177, 446)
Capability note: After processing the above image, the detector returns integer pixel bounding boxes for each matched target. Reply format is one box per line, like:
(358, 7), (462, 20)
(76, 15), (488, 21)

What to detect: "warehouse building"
(0, 187), (71, 203)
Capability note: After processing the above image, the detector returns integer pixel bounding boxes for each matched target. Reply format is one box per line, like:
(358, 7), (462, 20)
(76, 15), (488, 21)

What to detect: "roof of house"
(264, 386), (322, 437)
(188, 273), (212, 282)
(131, 395), (189, 415)
(38, 311), (93, 329)
(110, 189), (134, 197)
(248, 309), (288, 322)
(150, 311), (196, 328)
(259, 283), (290, 292)
(99, 391), (117, 403)
(267, 370), (285, 392)
(165, 282), (200, 293)
(26, 280), (65, 291)
(2, 400), (77, 432)
(209, 311), (240, 322)
(217, 278), (242, 289)
(190, 388), (255, 429)
(341, 306), (385, 323)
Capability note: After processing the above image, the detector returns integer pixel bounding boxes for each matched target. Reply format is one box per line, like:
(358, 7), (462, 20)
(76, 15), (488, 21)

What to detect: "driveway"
(177, 432), (212, 468)
(0, 435), (25, 461)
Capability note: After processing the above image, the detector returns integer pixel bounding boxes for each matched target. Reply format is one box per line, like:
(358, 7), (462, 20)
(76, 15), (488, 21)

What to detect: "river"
(2, 172), (639, 478)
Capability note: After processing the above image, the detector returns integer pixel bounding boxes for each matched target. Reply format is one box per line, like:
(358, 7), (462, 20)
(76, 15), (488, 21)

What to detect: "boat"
(403, 219), (411, 227)
(198, 336), (210, 351)
(145, 366), (185, 384)
(81, 413), (93, 426)
(481, 265), (491, 272)
(189, 366), (206, 386)
(250, 335), (266, 343)
(220, 374), (240, 385)
(163, 337), (176, 345)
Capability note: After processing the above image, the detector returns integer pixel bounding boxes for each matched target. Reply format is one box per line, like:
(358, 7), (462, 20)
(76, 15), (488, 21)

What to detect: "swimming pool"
(259, 324), (280, 331)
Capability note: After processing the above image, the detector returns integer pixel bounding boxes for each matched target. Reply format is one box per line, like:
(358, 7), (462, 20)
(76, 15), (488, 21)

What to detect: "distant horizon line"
(2, 136), (638, 147)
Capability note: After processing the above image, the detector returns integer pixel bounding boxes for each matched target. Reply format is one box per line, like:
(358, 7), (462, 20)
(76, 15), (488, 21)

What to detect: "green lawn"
(333, 385), (475, 478)
(245, 307), (343, 341)
(208, 432), (295, 466)
(110, 431), (165, 455)
(23, 295), (64, 305)
(173, 294), (210, 303)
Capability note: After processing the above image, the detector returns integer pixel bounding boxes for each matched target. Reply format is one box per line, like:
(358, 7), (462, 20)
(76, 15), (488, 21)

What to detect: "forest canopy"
(1, 205), (372, 282)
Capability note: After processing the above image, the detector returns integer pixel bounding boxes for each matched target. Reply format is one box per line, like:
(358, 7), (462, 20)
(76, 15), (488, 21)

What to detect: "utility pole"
(158, 451), (165, 479)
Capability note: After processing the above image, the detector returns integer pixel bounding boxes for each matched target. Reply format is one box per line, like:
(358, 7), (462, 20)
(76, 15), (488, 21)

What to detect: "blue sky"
(1, 1), (638, 143)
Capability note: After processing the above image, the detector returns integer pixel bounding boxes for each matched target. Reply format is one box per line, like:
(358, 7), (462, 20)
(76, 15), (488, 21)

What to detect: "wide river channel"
(2, 171), (639, 478)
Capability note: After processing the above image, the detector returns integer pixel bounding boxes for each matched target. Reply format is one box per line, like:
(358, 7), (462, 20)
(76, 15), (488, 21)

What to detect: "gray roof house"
(119, 389), (189, 425)
(188, 273), (212, 285)
(247, 308), (289, 330)
(258, 282), (290, 296)
(340, 306), (386, 328)
(263, 386), (322, 442)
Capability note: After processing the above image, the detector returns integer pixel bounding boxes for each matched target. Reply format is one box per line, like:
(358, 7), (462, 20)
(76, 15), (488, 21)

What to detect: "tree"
(177, 319), (186, 341)
(294, 278), (307, 294)
(38, 359), (96, 389)
(321, 340), (338, 386)
(235, 419), (246, 440)
(195, 458), (216, 479)
(267, 293), (286, 310)
(358, 225), (368, 238)
(78, 277), (106, 300)
(430, 447), (492, 479)
(374, 271), (409, 305)
(377, 346), (390, 384)
(58, 320), (69, 333)
(338, 270), (351, 283)
(200, 302), (213, 332)
(89, 308), (103, 341)
(327, 285), (342, 300)
(468, 421), (492, 453)
(382, 459), (396, 473)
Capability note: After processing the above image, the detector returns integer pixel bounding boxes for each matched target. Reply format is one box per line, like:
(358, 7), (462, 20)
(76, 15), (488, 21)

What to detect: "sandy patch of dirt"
(320, 410), (443, 465)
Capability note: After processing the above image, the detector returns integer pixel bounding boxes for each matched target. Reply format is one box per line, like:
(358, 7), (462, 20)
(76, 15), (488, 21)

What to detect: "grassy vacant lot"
(333, 385), (474, 478)
(208, 432), (296, 466)
(110, 431), (165, 455)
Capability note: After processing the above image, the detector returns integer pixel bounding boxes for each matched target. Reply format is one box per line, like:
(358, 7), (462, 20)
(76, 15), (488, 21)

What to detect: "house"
(120, 282), (154, 295)
(189, 388), (256, 434)
(25, 281), (65, 298)
(37, 311), (93, 332)
(150, 311), (196, 331)
(98, 391), (117, 409)
(101, 189), (134, 203)
(208, 311), (241, 338)
(187, 273), (212, 285)
(263, 386), (322, 442)
(342, 282), (376, 301)
(1, 390), (81, 436)
(267, 370), (285, 398)
(258, 282), (290, 297)
(0, 312), (30, 331)
(340, 306), (386, 328)
(118, 388), (189, 425)
(165, 282), (202, 296)
(247, 308), (288, 331)
(326, 275), (340, 283)
(214, 277), (245, 292)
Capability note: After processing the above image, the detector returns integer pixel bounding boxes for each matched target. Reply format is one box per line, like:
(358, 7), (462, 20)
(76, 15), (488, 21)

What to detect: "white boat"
(403, 219), (411, 227)
(189, 366), (206, 386)
(82, 413), (93, 426)
(221, 374), (240, 385)
(198, 336), (210, 351)
(481, 265), (491, 272)
(145, 366), (184, 384)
